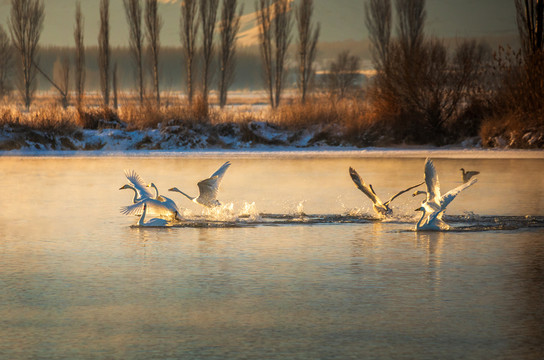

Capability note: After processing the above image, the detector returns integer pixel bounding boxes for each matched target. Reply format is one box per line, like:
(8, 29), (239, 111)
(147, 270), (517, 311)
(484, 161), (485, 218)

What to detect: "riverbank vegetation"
(0, 0), (542, 150)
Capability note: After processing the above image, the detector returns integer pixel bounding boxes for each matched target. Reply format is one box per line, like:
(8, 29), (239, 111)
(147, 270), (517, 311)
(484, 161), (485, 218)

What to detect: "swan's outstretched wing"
(124, 170), (154, 199)
(384, 181), (425, 206)
(424, 158), (441, 203)
(196, 161), (231, 204)
(210, 161), (231, 185)
(197, 177), (220, 204)
(349, 167), (383, 205)
(121, 198), (177, 216)
(441, 178), (477, 209)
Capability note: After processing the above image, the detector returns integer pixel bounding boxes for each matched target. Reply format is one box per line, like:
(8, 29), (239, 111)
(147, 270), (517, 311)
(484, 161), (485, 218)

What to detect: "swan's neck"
(173, 188), (195, 201)
(415, 210), (427, 230)
(138, 205), (147, 226)
(128, 185), (139, 203)
(151, 184), (159, 199)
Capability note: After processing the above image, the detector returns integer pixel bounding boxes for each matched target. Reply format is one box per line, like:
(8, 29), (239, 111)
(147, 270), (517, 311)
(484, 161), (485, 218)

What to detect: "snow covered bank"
(1, 120), (543, 158)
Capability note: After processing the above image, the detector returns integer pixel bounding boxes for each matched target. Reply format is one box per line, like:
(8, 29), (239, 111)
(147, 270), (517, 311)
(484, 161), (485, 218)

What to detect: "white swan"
(414, 158), (477, 231)
(147, 182), (180, 212)
(349, 167), (424, 216)
(119, 170), (154, 203)
(460, 168), (480, 183)
(137, 202), (169, 227)
(121, 194), (180, 219)
(169, 161), (231, 208)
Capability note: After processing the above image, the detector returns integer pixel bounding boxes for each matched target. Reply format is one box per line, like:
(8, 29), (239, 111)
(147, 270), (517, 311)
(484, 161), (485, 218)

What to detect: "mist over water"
(0, 154), (543, 359)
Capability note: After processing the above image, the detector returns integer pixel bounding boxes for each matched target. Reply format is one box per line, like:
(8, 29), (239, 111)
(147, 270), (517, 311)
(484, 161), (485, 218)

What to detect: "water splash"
(238, 202), (261, 221)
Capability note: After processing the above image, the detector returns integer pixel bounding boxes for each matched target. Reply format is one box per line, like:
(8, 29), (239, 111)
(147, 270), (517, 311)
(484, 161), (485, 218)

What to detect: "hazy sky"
(0, 0), (518, 47)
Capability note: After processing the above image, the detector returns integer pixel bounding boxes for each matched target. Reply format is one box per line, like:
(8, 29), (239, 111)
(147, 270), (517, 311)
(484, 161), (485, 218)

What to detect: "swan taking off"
(169, 161), (231, 208)
(460, 168), (480, 183)
(415, 158), (477, 231)
(137, 203), (169, 227)
(119, 170), (155, 203)
(121, 184), (180, 220)
(349, 167), (424, 216)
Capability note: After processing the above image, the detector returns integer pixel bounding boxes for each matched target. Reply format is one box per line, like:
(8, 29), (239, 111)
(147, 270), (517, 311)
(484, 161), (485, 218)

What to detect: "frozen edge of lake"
(1, 147), (543, 159)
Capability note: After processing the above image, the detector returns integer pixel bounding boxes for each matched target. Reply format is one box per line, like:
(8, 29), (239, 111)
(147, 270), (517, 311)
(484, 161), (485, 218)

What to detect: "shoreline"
(2, 147), (543, 159)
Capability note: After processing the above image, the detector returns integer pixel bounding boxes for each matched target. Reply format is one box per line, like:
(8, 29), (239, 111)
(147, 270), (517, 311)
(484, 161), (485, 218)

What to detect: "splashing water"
(202, 203), (236, 221)
(238, 202), (261, 221)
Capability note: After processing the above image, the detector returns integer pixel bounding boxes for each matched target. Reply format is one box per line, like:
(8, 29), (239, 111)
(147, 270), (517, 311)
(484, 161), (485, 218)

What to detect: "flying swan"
(349, 167), (424, 216)
(414, 158), (477, 231)
(119, 169), (155, 203)
(169, 161), (231, 208)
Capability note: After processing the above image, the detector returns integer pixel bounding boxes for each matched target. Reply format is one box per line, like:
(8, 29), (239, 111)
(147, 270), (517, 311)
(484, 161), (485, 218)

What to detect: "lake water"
(1, 153), (543, 359)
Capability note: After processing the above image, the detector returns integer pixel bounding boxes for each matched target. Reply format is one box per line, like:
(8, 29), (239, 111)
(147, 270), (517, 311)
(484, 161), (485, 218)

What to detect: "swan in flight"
(119, 170), (154, 203)
(460, 168), (480, 183)
(349, 167), (424, 216)
(121, 183), (181, 219)
(169, 161), (231, 208)
(414, 158), (477, 231)
(136, 203), (169, 227)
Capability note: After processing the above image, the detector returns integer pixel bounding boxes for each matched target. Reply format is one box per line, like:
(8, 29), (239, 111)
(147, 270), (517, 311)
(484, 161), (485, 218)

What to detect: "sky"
(0, 0), (518, 47)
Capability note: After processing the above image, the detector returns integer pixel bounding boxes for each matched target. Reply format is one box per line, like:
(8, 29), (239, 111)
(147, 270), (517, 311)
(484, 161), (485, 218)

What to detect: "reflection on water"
(0, 155), (543, 359)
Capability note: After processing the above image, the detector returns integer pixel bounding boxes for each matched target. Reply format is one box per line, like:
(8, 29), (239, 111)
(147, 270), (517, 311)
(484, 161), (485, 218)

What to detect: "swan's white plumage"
(121, 197), (179, 218)
(169, 161), (231, 208)
(137, 203), (168, 227)
(416, 158), (477, 231)
(124, 169), (154, 200)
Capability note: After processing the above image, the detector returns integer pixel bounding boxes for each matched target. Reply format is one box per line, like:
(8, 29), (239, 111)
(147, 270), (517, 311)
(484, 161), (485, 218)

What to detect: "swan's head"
(412, 190), (426, 197)
(459, 168), (465, 172)
(415, 206), (424, 212)
(119, 184), (132, 190)
(168, 187), (179, 192)
(147, 183), (156, 188)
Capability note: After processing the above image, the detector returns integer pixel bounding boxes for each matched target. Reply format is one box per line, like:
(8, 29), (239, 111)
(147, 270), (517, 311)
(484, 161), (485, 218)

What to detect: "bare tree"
(0, 25), (13, 99)
(9, 0), (45, 109)
(218, 0), (242, 108)
(99, 0), (111, 107)
(515, 0), (544, 56)
(256, 0), (292, 108)
(396, 0), (425, 58)
(273, 0), (292, 107)
(200, 0), (220, 103)
(74, 1), (85, 107)
(296, 0), (319, 103)
(145, 0), (162, 107)
(256, 0), (273, 107)
(180, 0), (199, 104)
(112, 62), (119, 109)
(364, 0), (391, 72)
(53, 56), (70, 108)
(124, 0), (144, 104)
(327, 50), (360, 99)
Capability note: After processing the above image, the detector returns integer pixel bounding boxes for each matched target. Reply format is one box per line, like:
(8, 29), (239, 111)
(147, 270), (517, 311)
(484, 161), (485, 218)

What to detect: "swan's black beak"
(414, 208), (422, 212)
(119, 186), (124, 190)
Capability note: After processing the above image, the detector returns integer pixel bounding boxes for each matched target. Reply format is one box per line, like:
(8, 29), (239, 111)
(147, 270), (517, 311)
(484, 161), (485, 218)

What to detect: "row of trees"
(0, 0), (324, 111)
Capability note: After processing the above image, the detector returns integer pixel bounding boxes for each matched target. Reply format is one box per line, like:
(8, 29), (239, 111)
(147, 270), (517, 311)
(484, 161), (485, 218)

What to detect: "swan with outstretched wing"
(349, 167), (424, 216)
(414, 158), (477, 230)
(169, 161), (231, 208)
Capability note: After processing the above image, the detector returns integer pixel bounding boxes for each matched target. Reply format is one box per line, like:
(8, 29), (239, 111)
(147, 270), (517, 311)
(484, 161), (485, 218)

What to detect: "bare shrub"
(326, 50), (361, 100)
